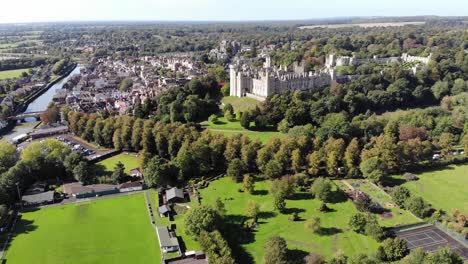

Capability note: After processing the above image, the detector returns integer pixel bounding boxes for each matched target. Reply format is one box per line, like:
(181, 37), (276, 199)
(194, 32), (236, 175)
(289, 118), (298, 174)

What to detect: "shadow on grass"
(283, 207), (306, 215)
(382, 177), (406, 187)
(287, 249), (309, 264)
(221, 216), (256, 264)
(327, 189), (348, 204)
(289, 192), (313, 200)
(252, 190), (268, 196)
(258, 211), (276, 220)
(318, 227), (342, 236)
(1, 217), (38, 261)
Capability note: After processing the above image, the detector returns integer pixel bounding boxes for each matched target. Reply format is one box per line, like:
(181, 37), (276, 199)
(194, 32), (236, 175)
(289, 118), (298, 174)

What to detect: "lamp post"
(16, 182), (22, 210)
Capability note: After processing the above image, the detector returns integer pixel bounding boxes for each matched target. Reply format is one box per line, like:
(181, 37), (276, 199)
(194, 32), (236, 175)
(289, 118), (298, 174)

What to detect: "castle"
(229, 56), (333, 100)
(230, 53), (432, 99)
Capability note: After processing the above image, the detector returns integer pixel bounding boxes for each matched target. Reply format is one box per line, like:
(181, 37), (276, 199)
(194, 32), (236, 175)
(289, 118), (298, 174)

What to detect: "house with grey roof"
(156, 226), (180, 253)
(165, 187), (185, 203)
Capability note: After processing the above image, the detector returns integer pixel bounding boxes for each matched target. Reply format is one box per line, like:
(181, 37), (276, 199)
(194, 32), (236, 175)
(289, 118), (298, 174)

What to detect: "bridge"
(8, 111), (44, 121)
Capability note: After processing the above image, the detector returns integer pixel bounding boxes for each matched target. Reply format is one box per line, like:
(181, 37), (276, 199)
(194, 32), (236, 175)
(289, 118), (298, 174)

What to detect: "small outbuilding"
(165, 187), (185, 203)
(156, 226), (179, 253)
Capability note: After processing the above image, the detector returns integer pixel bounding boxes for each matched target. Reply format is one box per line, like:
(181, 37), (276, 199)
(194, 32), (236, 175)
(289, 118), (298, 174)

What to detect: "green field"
(335, 179), (421, 227)
(195, 177), (379, 262)
(0, 68), (31, 80)
(4, 194), (160, 264)
(393, 164), (468, 214)
(97, 153), (140, 174)
(202, 117), (283, 144)
(222, 96), (261, 112)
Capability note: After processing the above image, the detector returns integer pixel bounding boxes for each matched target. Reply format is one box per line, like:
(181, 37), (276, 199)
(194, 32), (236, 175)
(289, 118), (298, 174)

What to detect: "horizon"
(1, 0), (467, 24)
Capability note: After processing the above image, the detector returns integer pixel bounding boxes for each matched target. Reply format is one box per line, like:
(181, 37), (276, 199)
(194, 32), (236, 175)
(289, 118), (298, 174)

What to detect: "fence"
(435, 221), (468, 247)
(390, 222), (432, 233)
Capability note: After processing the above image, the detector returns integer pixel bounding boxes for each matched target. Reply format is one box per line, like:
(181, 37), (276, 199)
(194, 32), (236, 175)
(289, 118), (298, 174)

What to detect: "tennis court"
(396, 225), (468, 261)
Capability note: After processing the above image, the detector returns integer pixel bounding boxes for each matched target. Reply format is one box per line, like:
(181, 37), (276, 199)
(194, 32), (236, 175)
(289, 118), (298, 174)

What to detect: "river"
(2, 65), (81, 141)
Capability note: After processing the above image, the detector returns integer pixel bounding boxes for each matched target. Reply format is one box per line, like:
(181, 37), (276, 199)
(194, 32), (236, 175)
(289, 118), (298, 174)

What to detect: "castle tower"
(229, 65), (239, 97)
(264, 55), (272, 68)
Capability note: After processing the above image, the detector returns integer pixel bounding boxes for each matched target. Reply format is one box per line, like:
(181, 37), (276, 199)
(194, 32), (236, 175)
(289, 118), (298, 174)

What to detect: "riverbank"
(0, 63), (79, 140)
(16, 63), (77, 114)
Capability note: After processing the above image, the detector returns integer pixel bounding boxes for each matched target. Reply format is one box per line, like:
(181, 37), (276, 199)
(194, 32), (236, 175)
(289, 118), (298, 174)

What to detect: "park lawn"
(97, 153), (139, 174)
(336, 179), (421, 227)
(393, 164), (468, 214)
(222, 96), (261, 112)
(0, 68), (31, 80)
(4, 194), (160, 264)
(197, 177), (379, 262)
(202, 117), (284, 144)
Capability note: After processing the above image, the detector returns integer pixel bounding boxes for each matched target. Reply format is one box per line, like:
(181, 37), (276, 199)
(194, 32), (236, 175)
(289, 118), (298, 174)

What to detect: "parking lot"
(56, 135), (96, 157)
(396, 225), (468, 261)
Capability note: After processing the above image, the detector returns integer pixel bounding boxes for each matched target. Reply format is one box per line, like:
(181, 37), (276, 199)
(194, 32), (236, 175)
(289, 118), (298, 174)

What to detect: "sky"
(0, 0), (467, 23)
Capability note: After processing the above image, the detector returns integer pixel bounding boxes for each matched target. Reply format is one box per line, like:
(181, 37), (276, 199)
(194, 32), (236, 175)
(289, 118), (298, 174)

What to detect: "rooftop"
(156, 226), (179, 248)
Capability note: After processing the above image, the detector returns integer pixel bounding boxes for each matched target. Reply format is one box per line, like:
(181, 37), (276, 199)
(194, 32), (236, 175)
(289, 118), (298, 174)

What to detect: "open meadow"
(3, 194), (160, 264)
(96, 153), (140, 174)
(392, 164), (468, 214)
(195, 177), (379, 262)
(0, 68), (31, 80)
(202, 116), (283, 144)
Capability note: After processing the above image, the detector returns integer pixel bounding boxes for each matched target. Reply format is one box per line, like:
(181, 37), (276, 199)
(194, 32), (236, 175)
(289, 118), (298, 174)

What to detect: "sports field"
(3, 194), (160, 264)
(197, 177), (378, 262)
(393, 164), (468, 214)
(97, 153), (140, 174)
(0, 68), (31, 80)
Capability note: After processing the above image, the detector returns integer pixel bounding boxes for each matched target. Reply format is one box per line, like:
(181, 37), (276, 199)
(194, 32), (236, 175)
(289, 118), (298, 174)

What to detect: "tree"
(431, 81), (449, 99)
(405, 196), (428, 218)
(391, 186), (411, 207)
(199, 231), (235, 264)
(428, 246), (463, 264)
(304, 252), (325, 264)
(64, 152), (84, 176)
(119, 78), (133, 91)
(144, 156), (175, 187)
(344, 138), (360, 178)
(263, 236), (288, 264)
(354, 192), (372, 212)
(291, 149), (303, 173)
(73, 161), (92, 184)
(40, 103), (60, 124)
(111, 161), (126, 184)
(305, 217), (321, 233)
(208, 114), (218, 124)
(273, 194), (286, 213)
(0, 141), (19, 173)
(463, 133), (468, 156)
(365, 221), (385, 241)
(438, 132), (454, 156)
(227, 158), (245, 182)
(349, 213), (368, 234)
(378, 238), (408, 261)
(310, 177), (332, 202)
(359, 157), (384, 183)
(185, 206), (219, 237)
(246, 200), (260, 222)
(214, 198), (226, 217)
(221, 83), (230, 96)
(264, 160), (283, 179)
(308, 151), (321, 176)
(243, 174), (255, 194)
(240, 112), (250, 129)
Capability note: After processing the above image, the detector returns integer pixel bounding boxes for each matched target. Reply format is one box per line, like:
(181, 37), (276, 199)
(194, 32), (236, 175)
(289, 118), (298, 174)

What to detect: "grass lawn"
(392, 164), (468, 214)
(222, 96), (261, 112)
(196, 177), (379, 262)
(335, 179), (421, 227)
(202, 117), (284, 144)
(0, 68), (31, 80)
(97, 153), (139, 174)
(4, 194), (160, 264)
